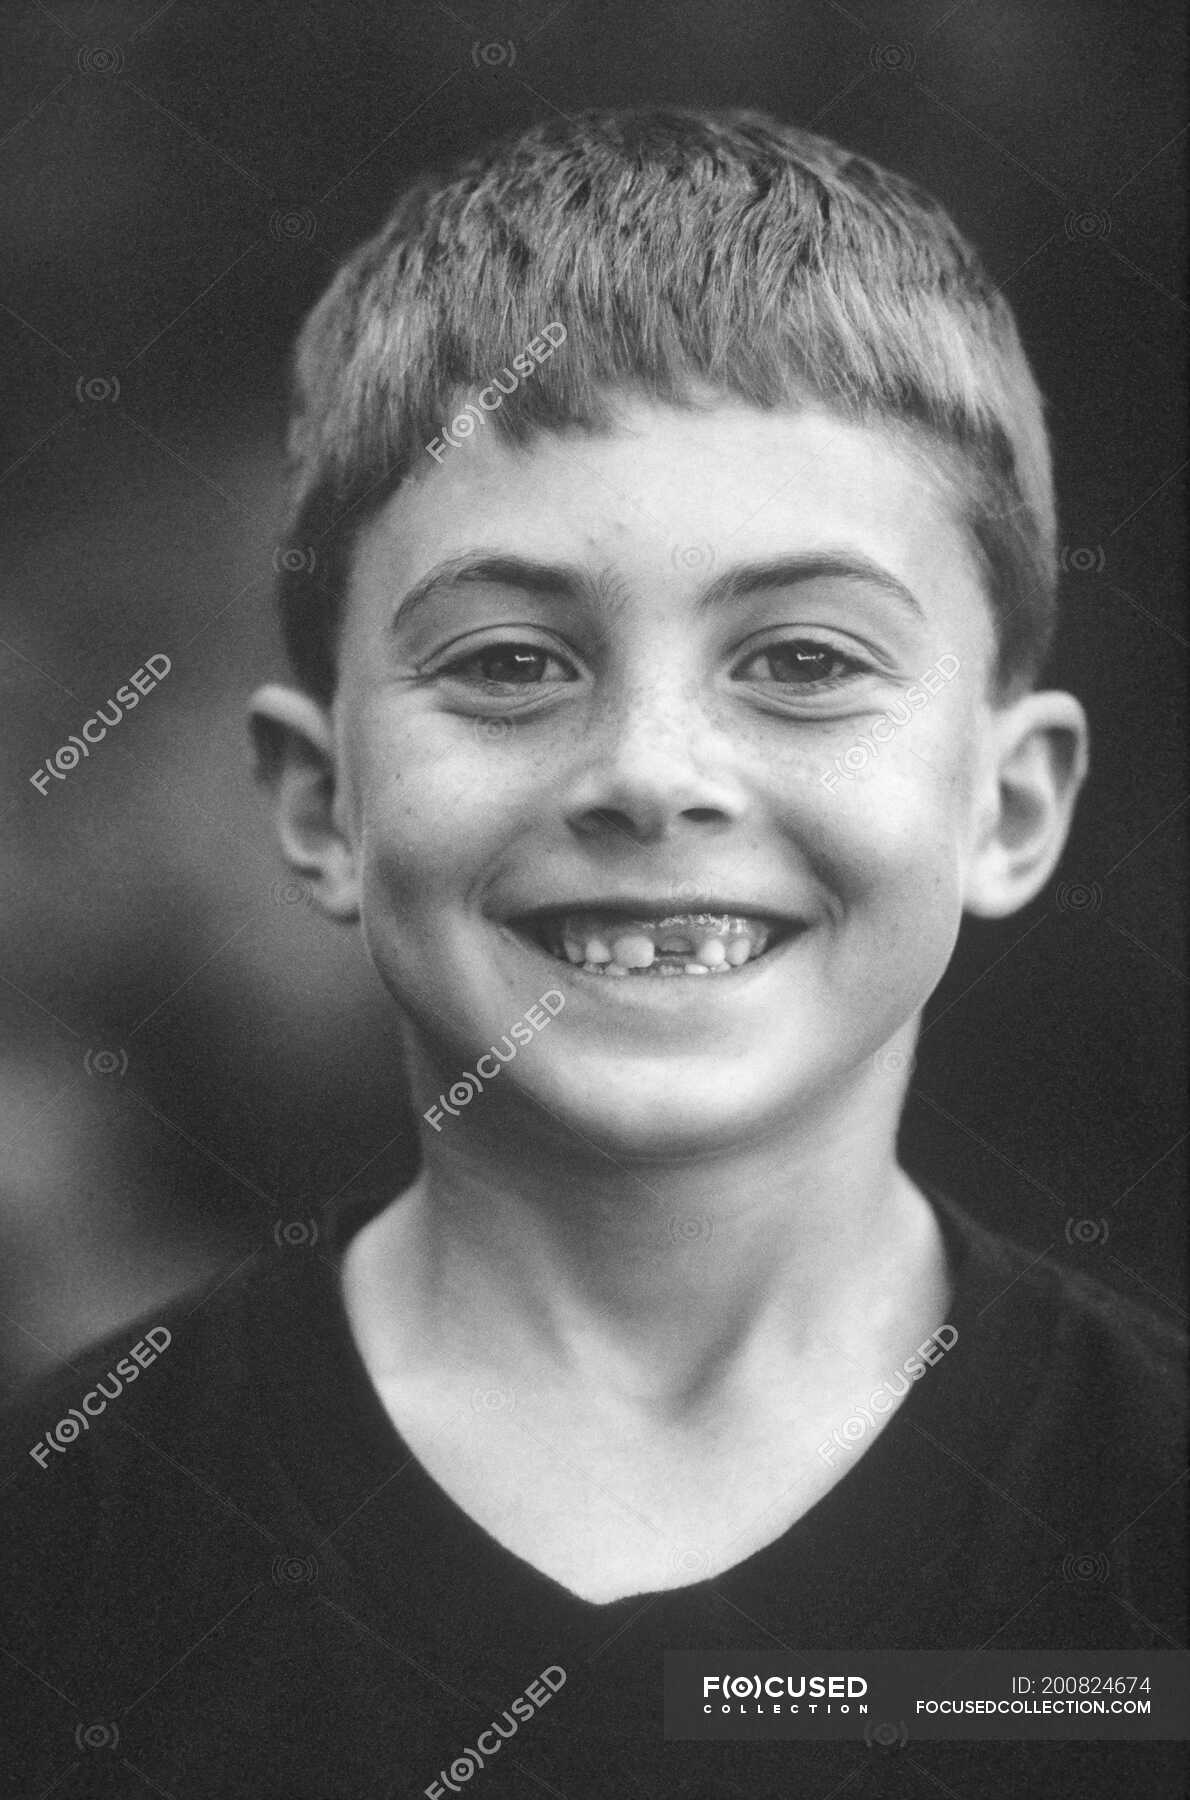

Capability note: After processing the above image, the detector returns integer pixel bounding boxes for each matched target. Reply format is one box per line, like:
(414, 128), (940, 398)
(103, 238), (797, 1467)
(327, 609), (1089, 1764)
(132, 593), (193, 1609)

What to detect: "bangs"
(279, 108), (1057, 703)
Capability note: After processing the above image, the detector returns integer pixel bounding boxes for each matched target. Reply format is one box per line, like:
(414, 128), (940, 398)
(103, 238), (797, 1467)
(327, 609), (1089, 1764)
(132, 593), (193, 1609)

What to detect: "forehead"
(347, 397), (995, 658)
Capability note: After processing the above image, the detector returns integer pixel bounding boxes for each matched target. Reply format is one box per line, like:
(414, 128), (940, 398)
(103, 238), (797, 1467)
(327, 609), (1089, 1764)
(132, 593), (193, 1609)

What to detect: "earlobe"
(962, 691), (1090, 920)
(248, 684), (361, 922)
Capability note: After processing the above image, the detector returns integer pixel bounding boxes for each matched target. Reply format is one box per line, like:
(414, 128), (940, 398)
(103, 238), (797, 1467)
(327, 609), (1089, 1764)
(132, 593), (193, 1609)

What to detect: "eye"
(733, 638), (869, 687)
(437, 641), (578, 687)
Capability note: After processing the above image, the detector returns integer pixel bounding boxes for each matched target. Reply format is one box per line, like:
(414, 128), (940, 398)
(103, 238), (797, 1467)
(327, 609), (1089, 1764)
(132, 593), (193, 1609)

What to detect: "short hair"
(277, 106), (1057, 704)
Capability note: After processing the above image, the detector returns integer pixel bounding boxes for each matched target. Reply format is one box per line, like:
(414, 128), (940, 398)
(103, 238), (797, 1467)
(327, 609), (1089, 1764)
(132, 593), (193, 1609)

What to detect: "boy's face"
(319, 398), (1055, 1157)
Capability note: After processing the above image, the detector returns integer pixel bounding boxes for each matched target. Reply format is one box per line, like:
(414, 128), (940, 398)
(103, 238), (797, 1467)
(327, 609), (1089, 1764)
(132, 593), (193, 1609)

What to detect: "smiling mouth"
(508, 908), (800, 977)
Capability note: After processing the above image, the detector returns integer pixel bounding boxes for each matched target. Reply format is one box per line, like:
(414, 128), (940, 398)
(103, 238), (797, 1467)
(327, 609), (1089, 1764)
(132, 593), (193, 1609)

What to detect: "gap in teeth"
(550, 911), (772, 974)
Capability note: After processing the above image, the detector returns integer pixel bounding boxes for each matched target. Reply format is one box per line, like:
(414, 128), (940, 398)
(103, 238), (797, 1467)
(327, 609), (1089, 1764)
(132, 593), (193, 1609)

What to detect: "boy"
(2, 108), (1184, 1799)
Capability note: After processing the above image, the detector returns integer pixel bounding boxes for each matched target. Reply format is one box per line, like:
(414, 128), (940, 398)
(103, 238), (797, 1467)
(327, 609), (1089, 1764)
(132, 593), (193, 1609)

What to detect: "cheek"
(350, 717), (538, 919)
(360, 782), (470, 913)
(843, 818), (961, 958)
(802, 792), (965, 1052)
(805, 740), (973, 946)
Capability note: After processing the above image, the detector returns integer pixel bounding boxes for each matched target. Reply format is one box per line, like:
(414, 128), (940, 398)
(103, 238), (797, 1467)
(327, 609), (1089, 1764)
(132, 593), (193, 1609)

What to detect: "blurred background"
(2, 0), (1185, 1384)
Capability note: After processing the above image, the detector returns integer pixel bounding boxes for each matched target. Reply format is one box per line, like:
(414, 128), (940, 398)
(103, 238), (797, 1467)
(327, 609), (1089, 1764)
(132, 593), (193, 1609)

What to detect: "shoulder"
(2, 1250), (264, 1465)
(0, 1236), (363, 1784)
(929, 1184), (1186, 1407)
(927, 1188), (1187, 1626)
(0, 1248), (292, 1665)
(0, 1197), (389, 1610)
(925, 1184), (1186, 1510)
(1004, 1241), (1187, 1488)
(966, 1205), (1183, 1403)
(914, 1188), (1187, 1646)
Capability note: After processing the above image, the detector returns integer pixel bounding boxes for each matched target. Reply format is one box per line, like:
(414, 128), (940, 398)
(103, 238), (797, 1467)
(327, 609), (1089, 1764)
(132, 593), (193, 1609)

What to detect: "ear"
(962, 690), (1090, 919)
(248, 684), (360, 922)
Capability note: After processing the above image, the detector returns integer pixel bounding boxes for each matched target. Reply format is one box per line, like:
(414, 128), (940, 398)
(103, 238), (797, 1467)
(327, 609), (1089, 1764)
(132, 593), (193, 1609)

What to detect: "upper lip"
(502, 896), (803, 924)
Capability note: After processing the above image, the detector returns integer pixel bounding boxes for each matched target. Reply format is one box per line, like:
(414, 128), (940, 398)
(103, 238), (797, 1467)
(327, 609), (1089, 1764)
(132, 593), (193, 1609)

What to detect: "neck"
(348, 1070), (948, 1414)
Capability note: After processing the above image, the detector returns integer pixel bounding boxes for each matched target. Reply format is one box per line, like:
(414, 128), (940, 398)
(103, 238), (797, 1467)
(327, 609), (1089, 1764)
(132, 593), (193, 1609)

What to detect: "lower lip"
(496, 924), (808, 999)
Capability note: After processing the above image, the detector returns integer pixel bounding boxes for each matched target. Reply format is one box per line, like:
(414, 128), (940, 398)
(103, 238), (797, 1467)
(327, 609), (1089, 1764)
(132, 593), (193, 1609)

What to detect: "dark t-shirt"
(2, 1184), (1186, 1798)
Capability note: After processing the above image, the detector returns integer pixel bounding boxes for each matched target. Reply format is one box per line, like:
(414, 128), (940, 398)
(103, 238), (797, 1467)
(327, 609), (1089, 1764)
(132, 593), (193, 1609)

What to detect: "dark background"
(2, 0), (1185, 1382)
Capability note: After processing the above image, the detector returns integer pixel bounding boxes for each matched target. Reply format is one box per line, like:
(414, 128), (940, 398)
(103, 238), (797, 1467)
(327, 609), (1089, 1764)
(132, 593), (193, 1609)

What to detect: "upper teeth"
(544, 911), (777, 974)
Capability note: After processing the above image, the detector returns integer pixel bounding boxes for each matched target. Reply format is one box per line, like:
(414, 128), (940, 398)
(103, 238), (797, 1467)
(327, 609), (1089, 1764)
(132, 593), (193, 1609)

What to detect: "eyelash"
(734, 640), (872, 688)
(433, 636), (874, 693)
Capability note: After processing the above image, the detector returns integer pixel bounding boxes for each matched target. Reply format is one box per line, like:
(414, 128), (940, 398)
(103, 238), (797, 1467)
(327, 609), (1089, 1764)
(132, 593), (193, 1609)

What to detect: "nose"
(562, 683), (747, 845)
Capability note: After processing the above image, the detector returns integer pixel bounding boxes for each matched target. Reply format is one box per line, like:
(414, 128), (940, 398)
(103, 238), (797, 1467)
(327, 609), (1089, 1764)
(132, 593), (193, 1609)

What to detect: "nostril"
(585, 807), (636, 833)
(568, 806), (643, 841)
(572, 801), (731, 841)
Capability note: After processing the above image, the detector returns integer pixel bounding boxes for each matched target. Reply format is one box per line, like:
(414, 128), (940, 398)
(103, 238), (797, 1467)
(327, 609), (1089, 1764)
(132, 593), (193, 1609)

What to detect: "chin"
(520, 1058), (799, 1164)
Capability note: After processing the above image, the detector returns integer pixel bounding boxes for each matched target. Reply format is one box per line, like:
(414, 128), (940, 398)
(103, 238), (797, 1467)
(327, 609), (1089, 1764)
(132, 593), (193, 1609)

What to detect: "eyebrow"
(389, 549), (927, 629)
(390, 555), (592, 630)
